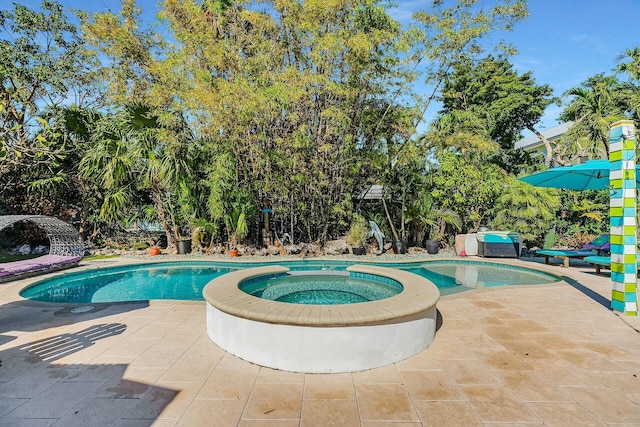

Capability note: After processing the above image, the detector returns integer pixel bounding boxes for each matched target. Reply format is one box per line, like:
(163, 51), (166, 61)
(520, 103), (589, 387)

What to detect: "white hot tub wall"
(206, 303), (437, 373)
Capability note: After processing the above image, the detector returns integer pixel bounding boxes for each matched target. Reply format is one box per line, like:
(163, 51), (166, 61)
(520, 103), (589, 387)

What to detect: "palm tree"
(559, 74), (627, 160)
(79, 105), (198, 247)
(616, 47), (640, 122)
(407, 189), (461, 246)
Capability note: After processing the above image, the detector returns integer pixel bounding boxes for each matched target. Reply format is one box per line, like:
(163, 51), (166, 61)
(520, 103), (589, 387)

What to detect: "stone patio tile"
(242, 383), (303, 421)
(158, 355), (219, 383)
(237, 421), (298, 427)
(255, 367), (305, 384)
(113, 419), (177, 427)
(396, 351), (442, 371)
(472, 347), (533, 371)
(176, 398), (245, 426)
(5, 381), (102, 419)
(91, 367), (165, 399)
(197, 368), (258, 400)
(0, 356), (52, 383)
(352, 365), (402, 384)
(527, 402), (606, 426)
(215, 352), (261, 372)
(459, 385), (539, 423)
(0, 398), (28, 417)
(0, 418), (56, 426)
(553, 348), (630, 372)
(562, 386), (640, 424)
(59, 363), (126, 383)
(300, 400), (359, 426)
(426, 337), (477, 360)
(97, 336), (159, 358)
(122, 381), (196, 420)
(0, 367), (68, 398)
(155, 329), (203, 348)
(303, 373), (355, 400)
(413, 401), (483, 426)
(439, 359), (501, 385)
(482, 324), (527, 342)
(180, 334), (226, 359)
(129, 345), (188, 369)
(589, 371), (640, 403)
(399, 369), (462, 401)
(52, 397), (136, 427)
(538, 366), (604, 387)
(355, 383), (419, 422)
(494, 370), (573, 402)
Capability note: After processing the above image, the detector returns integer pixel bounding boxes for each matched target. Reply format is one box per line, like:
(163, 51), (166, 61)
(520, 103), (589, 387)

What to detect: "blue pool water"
(20, 260), (560, 303)
(239, 272), (403, 305)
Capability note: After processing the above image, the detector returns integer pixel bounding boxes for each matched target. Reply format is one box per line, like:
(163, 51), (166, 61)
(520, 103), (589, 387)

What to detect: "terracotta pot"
(229, 249), (239, 257)
(149, 247), (161, 256)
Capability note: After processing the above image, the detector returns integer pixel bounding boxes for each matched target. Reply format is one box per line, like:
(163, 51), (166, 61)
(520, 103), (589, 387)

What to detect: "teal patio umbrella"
(518, 159), (640, 190)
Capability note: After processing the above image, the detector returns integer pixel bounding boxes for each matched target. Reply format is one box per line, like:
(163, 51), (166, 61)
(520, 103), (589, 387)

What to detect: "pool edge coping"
(202, 264), (440, 327)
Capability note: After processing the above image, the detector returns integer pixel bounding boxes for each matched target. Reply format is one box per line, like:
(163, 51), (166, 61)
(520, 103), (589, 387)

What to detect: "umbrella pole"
(609, 120), (638, 316)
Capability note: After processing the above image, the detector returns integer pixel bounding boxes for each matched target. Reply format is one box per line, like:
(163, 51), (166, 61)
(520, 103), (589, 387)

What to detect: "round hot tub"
(239, 270), (404, 304)
(203, 264), (440, 373)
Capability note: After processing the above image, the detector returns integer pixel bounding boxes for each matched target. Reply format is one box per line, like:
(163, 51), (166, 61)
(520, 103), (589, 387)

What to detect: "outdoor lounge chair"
(583, 255), (640, 274)
(536, 234), (609, 268)
(0, 255), (82, 283)
(0, 215), (85, 283)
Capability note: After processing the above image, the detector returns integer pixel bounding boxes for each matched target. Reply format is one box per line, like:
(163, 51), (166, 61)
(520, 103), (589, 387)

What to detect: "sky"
(16, 0), (640, 135)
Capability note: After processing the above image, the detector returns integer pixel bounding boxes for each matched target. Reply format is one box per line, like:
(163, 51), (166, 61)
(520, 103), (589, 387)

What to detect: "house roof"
(515, 122), (574, 150)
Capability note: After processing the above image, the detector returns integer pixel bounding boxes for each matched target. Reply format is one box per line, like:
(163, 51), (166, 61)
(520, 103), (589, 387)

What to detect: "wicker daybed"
(0, 215), (84, 282)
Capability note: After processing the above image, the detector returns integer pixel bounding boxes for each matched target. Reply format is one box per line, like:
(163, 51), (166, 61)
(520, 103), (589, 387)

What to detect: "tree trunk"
(527, 124), (566, 166)
(382, 196), (399, 241)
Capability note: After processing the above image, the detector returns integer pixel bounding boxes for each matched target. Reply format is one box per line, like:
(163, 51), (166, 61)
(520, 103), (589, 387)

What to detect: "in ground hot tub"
(203, 265), (440, 373)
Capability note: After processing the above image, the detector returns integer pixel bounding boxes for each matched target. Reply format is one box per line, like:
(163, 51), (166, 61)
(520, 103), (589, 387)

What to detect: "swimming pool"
(19, 259), (560, 303)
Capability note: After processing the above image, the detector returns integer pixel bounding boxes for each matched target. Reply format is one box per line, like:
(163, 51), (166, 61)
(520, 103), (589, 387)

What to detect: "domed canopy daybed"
(0, 215), (84, 282)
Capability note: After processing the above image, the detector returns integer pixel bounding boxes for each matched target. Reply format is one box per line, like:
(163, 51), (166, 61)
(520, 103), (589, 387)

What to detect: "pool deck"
(1, 255), (640, 426)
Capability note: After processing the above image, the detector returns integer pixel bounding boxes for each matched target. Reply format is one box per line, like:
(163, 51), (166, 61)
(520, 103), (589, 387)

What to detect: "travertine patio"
(1, 256), (639, 426)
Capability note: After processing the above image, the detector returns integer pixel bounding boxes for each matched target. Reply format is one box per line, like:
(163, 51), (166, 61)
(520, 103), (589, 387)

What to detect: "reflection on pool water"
(20, 259), (560, 304)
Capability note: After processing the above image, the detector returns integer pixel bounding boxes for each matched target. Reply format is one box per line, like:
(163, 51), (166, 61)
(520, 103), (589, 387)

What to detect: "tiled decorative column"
(609, 120), (638, 316)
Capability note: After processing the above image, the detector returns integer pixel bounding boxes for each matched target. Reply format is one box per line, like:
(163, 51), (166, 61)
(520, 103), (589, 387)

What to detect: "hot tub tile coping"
(202, 264), (440, 327)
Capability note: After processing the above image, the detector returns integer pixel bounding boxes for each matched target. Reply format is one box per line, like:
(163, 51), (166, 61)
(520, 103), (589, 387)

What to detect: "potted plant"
(225, 210), (248, 257)
(347, 214), (369, 255)
(408, 190), (462, 255)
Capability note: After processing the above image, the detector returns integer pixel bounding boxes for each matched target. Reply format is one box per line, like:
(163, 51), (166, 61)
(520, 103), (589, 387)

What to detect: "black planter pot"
(177, 239), (192, 254)
(352, 247), (366, 255)
(425, 240), (439, 255)
(391, 239), (407, 254)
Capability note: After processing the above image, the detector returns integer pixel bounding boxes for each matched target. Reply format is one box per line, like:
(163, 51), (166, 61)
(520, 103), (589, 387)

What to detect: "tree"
(559, 74), (628, 161)
(433, 55), (557, 169)
(491, 178), (560, 243)
(0, 1), (100, 214)
(430, 151), (504, 233)
(616, 46), (640, 124)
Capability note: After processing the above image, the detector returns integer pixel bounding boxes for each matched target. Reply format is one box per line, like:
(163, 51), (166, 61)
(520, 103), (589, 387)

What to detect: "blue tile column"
(609, 120), (638, 315)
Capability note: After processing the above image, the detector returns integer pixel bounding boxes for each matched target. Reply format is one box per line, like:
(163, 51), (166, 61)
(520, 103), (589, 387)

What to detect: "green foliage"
(225, 211), (247, 248)
(430, 151), (504, 233)
(346, 214), (369, 247)
(543, 229), (558, 249)
(407, 189), (461, 244)
(491, 177), (561, 243)
(431, 55), (557, 172)
(0, 1), (100, 215)
(559, 74), (629, 161)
